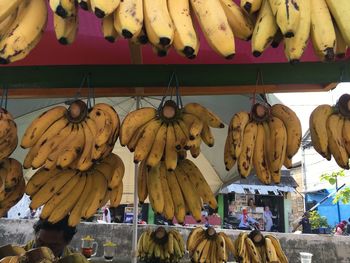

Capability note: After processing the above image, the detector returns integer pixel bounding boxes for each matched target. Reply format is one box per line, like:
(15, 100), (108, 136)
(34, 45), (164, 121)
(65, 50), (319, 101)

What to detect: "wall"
(1, 219), (350, 262)
(290, 165), (305, 222)
(283, 195), (292, 232)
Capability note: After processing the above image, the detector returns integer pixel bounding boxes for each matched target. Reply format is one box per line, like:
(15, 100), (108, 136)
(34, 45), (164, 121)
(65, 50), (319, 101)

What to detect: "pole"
(301, 145), (307, 212)
(336, 176), (341, 223)
(131, 96), (140, 263)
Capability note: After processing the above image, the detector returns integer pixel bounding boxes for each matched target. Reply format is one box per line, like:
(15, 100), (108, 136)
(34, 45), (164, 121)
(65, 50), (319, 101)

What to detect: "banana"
(166, 171), (186, 224)
(168, 0), (198, 57)
(179, 159), (217, 209)
(120, 107), (157, 146)
(269, 0), (300, 38)
(0, 158), (22, 191)
(184, 103), (224, 128)
(224, 128), (236, 171)
(0, 121), (17, 160)
(30, 169), (78, 210)
(40, 172), (81, 220)
(230, 111), (250, 159)
(284, 154), (293, 169)
(267, 117), (287, 173)
(100, 14), (118, 43)
(190, 0), (235, 58)
(89, 107), (113, 147)
(83, 170), (108, 218)
(218, 232), (235, 255)
(21, 106), (67, 148)
(187, 227), (205, 253)
(252, 0), (278, 57)
(220, 0), (254, 40)
(68, 173), (92, 226)
(237, 232), (248, 259)
(309, 104), (333, 160)
(0, 176), (5, 202)
(0, 0), (22, 24)
(200, 123), (215, 147)
(78, 0), (91, 11)
(25, 168), (60, 196)
(90, 0), (120, 18)
(159, 163), (174, 220)
(0, 8), (18, 40)
(165, 123), (177, 171)
(238, 121), (258, 177)
(143, 0), (174, 46)
(0, 177), (25, 217)
(146, 123), (167, 168)
(271, 104), (302, 158)
(326, 0), (350, 46)
(265, 237), (279, 262)
(110, 180), (123, 207)
(182, 113), (204, 140)
(241, 0), (262, 13)
(343, 119), (350, 155)
(113, 0), (143, 39)
(55, 11), (79, 45)
(167, 232), (174, 255)
(245, 237), (262, 263)
(253, 124), (271, 184)
(210, 239), (217, 263)
(0, 0), (48, 65)
(127, 119), (153, 152)
(192, 239), (207, 262)
(284, 0), (310, 63)
(310, 0), (335, 61)
(216, 233), (227, 262)
(265, 235), (288, 263)
(327, 114), (349, 169)
(76, 120), (96, 171)
(334, 20), (348, 59)
(199, 237), (211, 262)
(137, 161), (148, 204)
(108, 154), (124, 189)
(49, 0), (76, 18)
(175, 165), (202, 222)
(94, 161), (113, 186)
(147, 164), (164, 214)
(173, 121), (188, 150)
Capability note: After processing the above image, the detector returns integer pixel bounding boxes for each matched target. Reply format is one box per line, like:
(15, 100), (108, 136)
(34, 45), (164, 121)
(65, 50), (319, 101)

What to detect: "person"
(335, 221), (347, 236)
(247, 198), (256, 212)
(293, 212), (312, 234)
(263, 206), (276, 231)
(347, 217), (350, 235)
(23, 216), (78, 258)
(102, 205), (111, 223)
(238, 208), (258, 230)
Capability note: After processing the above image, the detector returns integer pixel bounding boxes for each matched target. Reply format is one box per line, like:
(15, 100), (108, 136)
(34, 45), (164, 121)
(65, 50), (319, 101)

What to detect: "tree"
(309, 210), (329, 229)
(320, 170), (350, 204)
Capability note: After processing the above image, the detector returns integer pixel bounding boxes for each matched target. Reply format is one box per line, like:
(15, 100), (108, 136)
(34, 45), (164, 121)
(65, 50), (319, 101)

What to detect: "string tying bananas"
(25, 152), (124, 227)
(120, 101), (224, 171)
(21, 100), (120, 172)
(225, 102), (302, 185)
(310, 94), (350, 170)
(234, 230), (289, 263)
(0, 109), (18, 161)
(137, 227), (185, 263)
(187, 226), (235, 263)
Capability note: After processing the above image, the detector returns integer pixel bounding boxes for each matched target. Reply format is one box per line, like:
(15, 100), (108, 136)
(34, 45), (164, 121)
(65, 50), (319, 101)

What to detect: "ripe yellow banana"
(238, 121), (258, 177)
(190, 0), (235, 59)
(108, 154), (125, 189)
(168, 0), (198, 58)
(101, 14), (118, 43)
(0, 123), (17, 160)
(271, 104), (302, 158)
(0, 177), (25, 217)
(187, 227), (205, 253)
(76, 120), (96, 171)
(0, 158), (22, 191)
(199, 238), (211, 262)
(110, 181), (123, 207)
(184, 103), (225, 128)
(159, 163), (174, 220)
(90, 0), (120, 18)
(147, 164), (164, 214)
(343, 119), (350, 155)
(284, 0), (311, 63)
(327, 114), (349, 169)
(218, 232), (235, 255)
(146, 123), (167, 168)
(50, 0), (76, 18)
(143, 0), (174, 46)
(310, 0), (335, 61)
(267, 117), (287, 173)
(224, 128), (236, 171)
(21, 106), (67, 148)
(241, 0), (262, 14)
(192, 239), (208, 262)
(0, 8), (18, 40)
(182, 113), (204, 140)
(252, 0), (278, 57)
(120, 107), (157, 146)
(165, 123), (177, 171)
(0, 0), (22, 24)
(0, 0), (48, 65)
(265, 235), (288, 263)
(210, 239), (217, 263)
(113, 0), (143, 39)
(175, 165), (202, 222)
(166, 171), (186, 224)
(201, 123), (215, 147)
(25, 168), (60, 196)
(309, 104), (333, 160)
(245, 237), (262, 263)
(265, 237), (279, 262)
(326, 0), (350, 46)
(334, 20), (348, 59)
(230, 111), (251, 159)
(253, 124), (271, 184)
(179, 159), (217, 209)
(89, 107), (113, 147)
(137, 161), (148, 204)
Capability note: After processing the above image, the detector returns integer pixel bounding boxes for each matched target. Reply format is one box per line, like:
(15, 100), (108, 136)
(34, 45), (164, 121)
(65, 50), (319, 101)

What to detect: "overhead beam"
(0, 83), (336, 98)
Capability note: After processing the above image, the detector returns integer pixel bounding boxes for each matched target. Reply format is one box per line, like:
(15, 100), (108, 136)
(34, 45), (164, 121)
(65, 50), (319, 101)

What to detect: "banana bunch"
(21, 101), (120, 172)
(138, 227), (185, 263)
(0, 0), (48, 64)
(25, 152), (124, 227)
(0, 109), (18, 161)
(233, 231), (288, 263)
(187, 227), (235, 263)
(225, 103), (301, 184)
(0, 158), (25, 217)
(120, 101), (223, 171)
(310, 94), (350, 170)
(138, 159), (217, 223)
(0, 247), (55, 263)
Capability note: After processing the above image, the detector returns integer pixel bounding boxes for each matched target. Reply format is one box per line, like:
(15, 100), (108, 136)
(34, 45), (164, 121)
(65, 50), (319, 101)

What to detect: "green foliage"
(320, 170), (350, 205)
(309, 210), (329, 229)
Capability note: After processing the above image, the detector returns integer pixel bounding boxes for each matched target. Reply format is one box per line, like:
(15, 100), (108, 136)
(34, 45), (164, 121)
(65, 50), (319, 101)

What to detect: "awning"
(220, 184), (295, 195)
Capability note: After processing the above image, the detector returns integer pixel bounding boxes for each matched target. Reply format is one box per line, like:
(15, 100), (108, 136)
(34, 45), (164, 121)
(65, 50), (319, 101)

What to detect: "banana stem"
(67, 100), (88, 123)
(337, 94), (350, 117)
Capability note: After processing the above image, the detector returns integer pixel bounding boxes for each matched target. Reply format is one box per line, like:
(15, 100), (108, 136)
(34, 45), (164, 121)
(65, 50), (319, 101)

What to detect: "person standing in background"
(247, 198), (256, 212)
(293, 212), (312, 234)
(102, 205), (111, 223)
(263, 206), (276, 231)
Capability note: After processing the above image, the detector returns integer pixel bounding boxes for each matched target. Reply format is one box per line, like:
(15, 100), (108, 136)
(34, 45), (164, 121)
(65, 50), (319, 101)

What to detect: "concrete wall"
(0, 219), (350, 262)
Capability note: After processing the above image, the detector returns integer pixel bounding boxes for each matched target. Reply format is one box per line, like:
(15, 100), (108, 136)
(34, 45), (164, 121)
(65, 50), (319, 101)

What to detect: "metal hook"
(0, 85), (8, 110)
